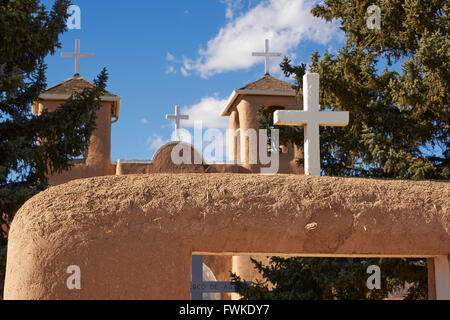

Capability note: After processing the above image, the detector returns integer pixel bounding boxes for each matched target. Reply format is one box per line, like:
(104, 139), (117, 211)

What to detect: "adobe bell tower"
(32, 74), (122, 185)
(221, 74), (304, 174)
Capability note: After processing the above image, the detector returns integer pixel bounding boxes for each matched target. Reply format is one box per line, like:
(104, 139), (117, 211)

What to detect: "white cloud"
(181, 96), (229, 129)
(184, 0), (342, 78)
(221, 0), (243, 19)
(147, 134), (167, 151)
(166, 52), (175, 61)
(226, 7), (233, 19)
(180, 66), (190, 77)
(165, 65), (176, 74)
(140, 118), (148, 124)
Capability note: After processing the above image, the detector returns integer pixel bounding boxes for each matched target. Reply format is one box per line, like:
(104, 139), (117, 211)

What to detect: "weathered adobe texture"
(4, 174), (449, 300)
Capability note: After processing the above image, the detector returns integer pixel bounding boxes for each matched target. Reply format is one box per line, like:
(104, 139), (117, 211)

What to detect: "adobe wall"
(116, 143), (250, 175)
(49, 162), (116, 186)
(115, 162), (246, 175)
(428, 258), (437, 300)
(4, 174), (449, 299)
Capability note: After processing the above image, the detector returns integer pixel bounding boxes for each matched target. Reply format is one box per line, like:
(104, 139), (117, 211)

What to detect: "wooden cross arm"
(78, 53), (94, 58)
(252, 52), (282, 56)
(274, 110), (350, 127)
(166, 115), (189, 120)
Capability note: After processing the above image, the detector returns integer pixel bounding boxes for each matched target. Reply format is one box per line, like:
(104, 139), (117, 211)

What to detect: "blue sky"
(41, 0), (345, 161)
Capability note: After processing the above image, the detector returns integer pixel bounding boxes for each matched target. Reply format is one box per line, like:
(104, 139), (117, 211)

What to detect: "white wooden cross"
(252, 39), (282, 75)
(274, 73), (349, 176)
(166, 105), (189, 140)
(61, 39), (94, 76)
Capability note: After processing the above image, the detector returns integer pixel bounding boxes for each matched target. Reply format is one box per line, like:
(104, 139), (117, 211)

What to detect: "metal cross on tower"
(252, 39), (282, 75)
(61, 39), (94, 76)
(166, 105), (189, 141)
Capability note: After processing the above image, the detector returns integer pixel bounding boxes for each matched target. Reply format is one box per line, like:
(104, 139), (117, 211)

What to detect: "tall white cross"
(274, 73), (349, 176)
(61, 39), (94, 76)
(166, 105), (189, 140)
(252, 39), (282, 75)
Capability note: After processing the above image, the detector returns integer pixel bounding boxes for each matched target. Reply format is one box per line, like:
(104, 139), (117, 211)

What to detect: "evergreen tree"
(0, 0), (108, 296)
(232, 0), (448, 300)
(232, 257), (427, 300)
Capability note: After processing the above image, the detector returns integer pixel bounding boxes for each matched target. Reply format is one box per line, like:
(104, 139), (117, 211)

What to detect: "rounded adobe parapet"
(151, 141), (206, 173)
(4, 174), (449, 299)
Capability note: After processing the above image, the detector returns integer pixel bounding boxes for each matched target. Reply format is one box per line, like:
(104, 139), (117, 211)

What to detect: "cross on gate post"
(274, 73), (350, 176)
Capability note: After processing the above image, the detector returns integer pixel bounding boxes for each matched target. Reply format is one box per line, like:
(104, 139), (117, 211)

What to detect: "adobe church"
(33, 75), (304, 178)
(4, 40), (449, 300)
(30, 56), (307, 299)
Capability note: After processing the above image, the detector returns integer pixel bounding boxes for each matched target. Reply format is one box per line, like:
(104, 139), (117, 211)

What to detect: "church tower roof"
(221, 74), (297, 116)
(33, 74), (122, 120)
(239, 74), (295, 92)
(41, 74), (118, 97)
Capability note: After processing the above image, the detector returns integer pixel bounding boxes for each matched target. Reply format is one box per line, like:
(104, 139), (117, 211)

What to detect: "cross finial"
(61, 39), (94, 76)
(274, 73), (350, 176)
(166, 105), (189, 141)
(252, 39), (282, 75)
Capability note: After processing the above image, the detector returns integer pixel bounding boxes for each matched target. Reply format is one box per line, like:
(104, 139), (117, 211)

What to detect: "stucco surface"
(4, 174), (449, 299)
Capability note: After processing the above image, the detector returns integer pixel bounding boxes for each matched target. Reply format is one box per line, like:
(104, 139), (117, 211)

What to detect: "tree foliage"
(233, 0), (447, 300)
(267, 0), (448, 179)
(0, 0), (108, 296)
(232, 257), (427, 300)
